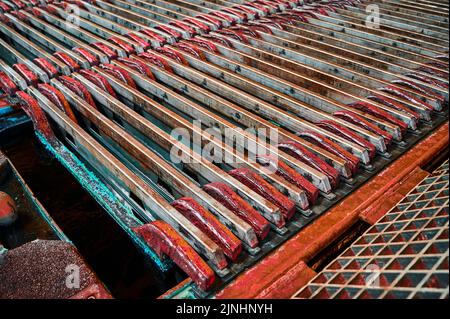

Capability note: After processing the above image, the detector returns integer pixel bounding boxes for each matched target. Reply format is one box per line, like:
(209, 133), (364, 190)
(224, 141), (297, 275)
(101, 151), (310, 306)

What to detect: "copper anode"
(203, 182), (271, 240)
(278, 140), (340, 189)
(229, 167), (296, 220)
(133, 221), (216, 291)
(172, 197), (243, 261)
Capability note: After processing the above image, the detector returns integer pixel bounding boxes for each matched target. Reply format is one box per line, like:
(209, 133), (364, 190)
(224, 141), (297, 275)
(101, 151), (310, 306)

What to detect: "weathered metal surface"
(213, 122), (449, 299)
(27, 86), (228, 273)
(0, 0), (448, 297)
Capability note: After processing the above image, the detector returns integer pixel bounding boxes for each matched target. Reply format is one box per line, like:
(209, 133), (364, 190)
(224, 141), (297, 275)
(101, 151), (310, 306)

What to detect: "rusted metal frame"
(53, 76), (259, 252)
(210, 33), (440, 118)
(0, 38), (49, 83)
(5, 13), (91, 69)
(78, 0), (191, 39)
(33, 7), (128, 58)
(333, 6), (449, 37)
(0, 57), (28, 90)
(19, 10), (110, 64)
(324, 9), (449, 42)
(0, 23), (71, 75)
(251, 30), (448, 99)
(75, 68), (286, 231)
(295, 14), (448, 56)
(358, 1), (449, 23)
(108, 61), (313, 208)
(26, 85), (227, 274)
(354, 4), (449, 28)
(167, 44), (403, 142)
(127, 54), (351, 181)
(110, 0), (218, 31)
(274, 22), (448, 79)
(50, 3), (146, 52)
(170, 42), (398, 150)
(135, 50), (369, 178)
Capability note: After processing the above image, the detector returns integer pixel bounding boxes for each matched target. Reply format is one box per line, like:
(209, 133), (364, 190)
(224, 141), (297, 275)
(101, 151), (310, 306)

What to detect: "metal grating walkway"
(293, 160), (449, 299)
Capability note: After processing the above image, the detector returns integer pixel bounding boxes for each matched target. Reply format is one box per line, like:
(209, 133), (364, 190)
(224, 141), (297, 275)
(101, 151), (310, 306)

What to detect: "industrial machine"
(0, 0), (448, 299)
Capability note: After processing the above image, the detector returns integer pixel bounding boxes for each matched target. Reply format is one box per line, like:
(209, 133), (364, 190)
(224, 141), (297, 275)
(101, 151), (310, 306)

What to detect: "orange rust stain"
(216, 122), (449, 299)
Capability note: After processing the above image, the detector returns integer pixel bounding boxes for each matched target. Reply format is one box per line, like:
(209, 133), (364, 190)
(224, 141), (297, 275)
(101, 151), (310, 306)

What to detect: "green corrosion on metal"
(36, 132), (171, 272)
